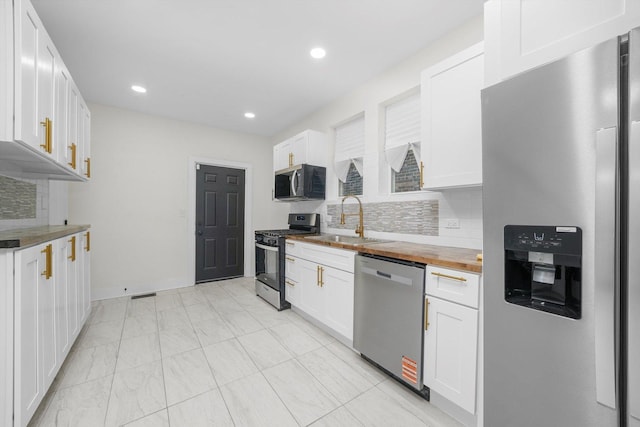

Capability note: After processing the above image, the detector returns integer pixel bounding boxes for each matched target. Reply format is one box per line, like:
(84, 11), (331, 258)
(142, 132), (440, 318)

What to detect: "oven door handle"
(256, 243), (279, 252)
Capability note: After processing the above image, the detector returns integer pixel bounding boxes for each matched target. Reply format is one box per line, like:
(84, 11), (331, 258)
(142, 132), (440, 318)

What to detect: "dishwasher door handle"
(360, 266), (415, 286)
(376, 270), (392, 279)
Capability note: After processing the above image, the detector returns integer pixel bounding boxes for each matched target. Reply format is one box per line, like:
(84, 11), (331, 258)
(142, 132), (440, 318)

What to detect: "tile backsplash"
(0, 175), (49, 231)
(327, 199), (439, 235)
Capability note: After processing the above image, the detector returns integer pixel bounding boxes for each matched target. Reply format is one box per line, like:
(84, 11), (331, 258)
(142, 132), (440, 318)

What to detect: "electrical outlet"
(444, 218), (460, 229)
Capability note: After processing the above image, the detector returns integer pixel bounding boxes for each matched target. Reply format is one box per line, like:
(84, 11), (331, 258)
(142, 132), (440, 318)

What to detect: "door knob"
(197, 230), (203, 235)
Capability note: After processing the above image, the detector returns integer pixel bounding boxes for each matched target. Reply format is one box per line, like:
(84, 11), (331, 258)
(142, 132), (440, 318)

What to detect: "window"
(384, 93), (421, 193)
(334, 115), (365, 196)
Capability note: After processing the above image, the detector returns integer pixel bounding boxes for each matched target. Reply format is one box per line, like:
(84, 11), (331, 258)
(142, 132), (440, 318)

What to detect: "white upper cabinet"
(1, 0), (90, 181)
(421, 43), (484, 190)
(273, 129), (327, 172)
(484, 0), (640, 85)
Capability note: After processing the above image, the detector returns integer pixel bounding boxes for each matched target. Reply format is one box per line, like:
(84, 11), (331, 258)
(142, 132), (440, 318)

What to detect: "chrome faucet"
(340, 195), (364, 238)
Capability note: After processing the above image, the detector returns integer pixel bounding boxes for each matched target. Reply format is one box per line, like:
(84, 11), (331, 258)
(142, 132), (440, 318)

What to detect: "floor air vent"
(131, 292), (156, 299)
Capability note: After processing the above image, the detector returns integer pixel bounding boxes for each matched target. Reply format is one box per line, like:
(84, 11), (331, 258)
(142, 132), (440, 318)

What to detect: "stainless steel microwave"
(274, 164), (326, 201)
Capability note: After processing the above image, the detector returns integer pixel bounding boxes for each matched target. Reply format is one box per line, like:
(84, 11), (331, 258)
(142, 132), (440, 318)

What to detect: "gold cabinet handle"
(285, 279), (296, 287)
(419, 161), (424, 188)
(430, 271), (467, 282)
(84, 157), (91, 178)
(319, 266), (324, 287)
(288, 152), (294, 167)
(285, 257), (295, 262)
(39, 117), (52, 153)
(316, 265), (320, 286)
(84, 231), (91, 252)
(41, 244), (53, 279)
(424, 298), (430, 330)
(68, 236), (76, 262)
(68, 143), (77, 169)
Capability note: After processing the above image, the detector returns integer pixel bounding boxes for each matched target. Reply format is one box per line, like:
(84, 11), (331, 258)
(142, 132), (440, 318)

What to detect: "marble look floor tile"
(162, 348), (217, 406)
(263, 359), (340, 426)
(75, 319), (123, 349)
(167, 389), (233, 427)
(122, 315), (158, 339)
(90, 300), (127, 325)
(377, 379), (462, 427)
(104, 361), (166, 427)
(221, 282), (253, 299)
(56, 342), (118, 389)
(202, 338), (259, 386)
(220, 372), (298, 427)
(249, 305), (293, 328)
(179, 290), (203, 307)
(126, 298), (156, 318)
(34, 375), (112, 427)
(326, 341), (388, 385)
(288, 315), (336, 345)
(193, 317), (235, 347)
(345, 387), (427, 427)
(309, 407), (364, 427)
(199, 285), (231, 301)
(185, 302), (220, 323)
(158, 325), (200, 358)
(154, 294), (182, 312)
(123, 409), (169, 427)
(297, 347), (376, 404)
(209, 297), (246, 315)
(220, 310), (264, 336)
(116, 333), (161, 372)
(157, 307), (191, 331)
(237, 329), (292, 370)
(268, 322), (323, 356)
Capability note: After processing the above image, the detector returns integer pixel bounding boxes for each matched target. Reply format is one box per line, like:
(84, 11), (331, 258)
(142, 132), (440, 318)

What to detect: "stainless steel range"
(255, 213), (319, 310)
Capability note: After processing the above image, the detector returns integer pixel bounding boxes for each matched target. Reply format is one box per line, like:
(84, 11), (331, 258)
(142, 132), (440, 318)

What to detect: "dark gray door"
(196, 164), (245, 283)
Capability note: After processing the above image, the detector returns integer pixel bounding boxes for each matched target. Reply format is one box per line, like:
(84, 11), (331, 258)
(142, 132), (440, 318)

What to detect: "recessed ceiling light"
(310, 47), (326, 59)
(131, 85), (147, 93)
(244, 112), (256, 119)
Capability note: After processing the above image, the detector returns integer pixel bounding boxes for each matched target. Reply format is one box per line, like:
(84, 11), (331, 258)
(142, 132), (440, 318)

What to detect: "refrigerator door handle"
(594, 127), (618, 410)
(629, 121), (640, 421)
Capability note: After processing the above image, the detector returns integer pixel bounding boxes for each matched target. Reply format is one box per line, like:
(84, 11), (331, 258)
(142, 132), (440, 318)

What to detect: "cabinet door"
(14, 242), (55, 426)
(484, 0), (640, 85)
(424, 296), (478, 414)
(55, 64), (72, 170)
(273, 139), (292, 171)
(54, 238), (70, 362)
(298, 258), (323, 320)
(289, 133), (308, 166)
(81, 230), (92, 322)
(14, 0), (56, 156)
(81, 103), (91, 179)
(421, 43), (484, 190)
(320, 266), (354, 341)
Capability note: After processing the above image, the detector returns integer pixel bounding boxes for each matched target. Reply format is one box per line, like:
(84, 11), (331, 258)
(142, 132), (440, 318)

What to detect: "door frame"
(188, 156), (253, 284)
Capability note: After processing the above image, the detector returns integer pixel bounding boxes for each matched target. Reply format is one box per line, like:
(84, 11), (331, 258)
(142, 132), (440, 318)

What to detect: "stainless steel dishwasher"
(354, 254), (428, 398)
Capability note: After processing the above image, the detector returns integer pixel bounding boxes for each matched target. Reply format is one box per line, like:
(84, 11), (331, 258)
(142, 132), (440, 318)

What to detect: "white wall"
(272, 15), (484, 250)
(68, 104), (284, 300)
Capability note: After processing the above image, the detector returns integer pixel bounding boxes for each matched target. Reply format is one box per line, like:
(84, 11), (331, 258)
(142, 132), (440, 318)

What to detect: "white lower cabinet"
(11, 231), (91, 427)
(285, 240), (355, 342)
(423, 265), (480, 415)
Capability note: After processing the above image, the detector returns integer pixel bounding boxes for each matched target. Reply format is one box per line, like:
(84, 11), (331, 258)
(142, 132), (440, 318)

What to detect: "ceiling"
(31, 0), (484, 137)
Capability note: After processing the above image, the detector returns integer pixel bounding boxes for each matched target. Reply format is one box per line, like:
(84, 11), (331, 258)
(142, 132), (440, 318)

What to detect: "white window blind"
(334, 115), (365, 182)
(384, 93), (420, 172)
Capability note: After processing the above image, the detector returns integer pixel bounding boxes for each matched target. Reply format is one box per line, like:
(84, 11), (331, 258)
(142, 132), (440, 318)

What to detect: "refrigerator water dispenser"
(504, 225), (582, 319)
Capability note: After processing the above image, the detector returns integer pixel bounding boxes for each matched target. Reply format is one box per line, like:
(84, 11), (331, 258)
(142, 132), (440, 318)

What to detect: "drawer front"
(285, 254), (299, 282)
(298, 242), (355, 273)
(285, 239), (303, 258)
(425, 266), (480, 308)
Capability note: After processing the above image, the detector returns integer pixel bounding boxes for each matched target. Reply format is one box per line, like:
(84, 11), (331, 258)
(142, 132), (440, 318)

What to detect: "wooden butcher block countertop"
(286, 234), (482, 273)
(0, 225), (90, 249)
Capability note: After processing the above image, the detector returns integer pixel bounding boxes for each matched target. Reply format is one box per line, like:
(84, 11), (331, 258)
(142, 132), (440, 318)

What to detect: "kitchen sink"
(305, 234), (388, 246)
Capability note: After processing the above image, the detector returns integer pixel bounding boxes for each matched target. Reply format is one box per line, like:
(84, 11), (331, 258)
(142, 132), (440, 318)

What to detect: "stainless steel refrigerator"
(482, 28), (640, 426)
